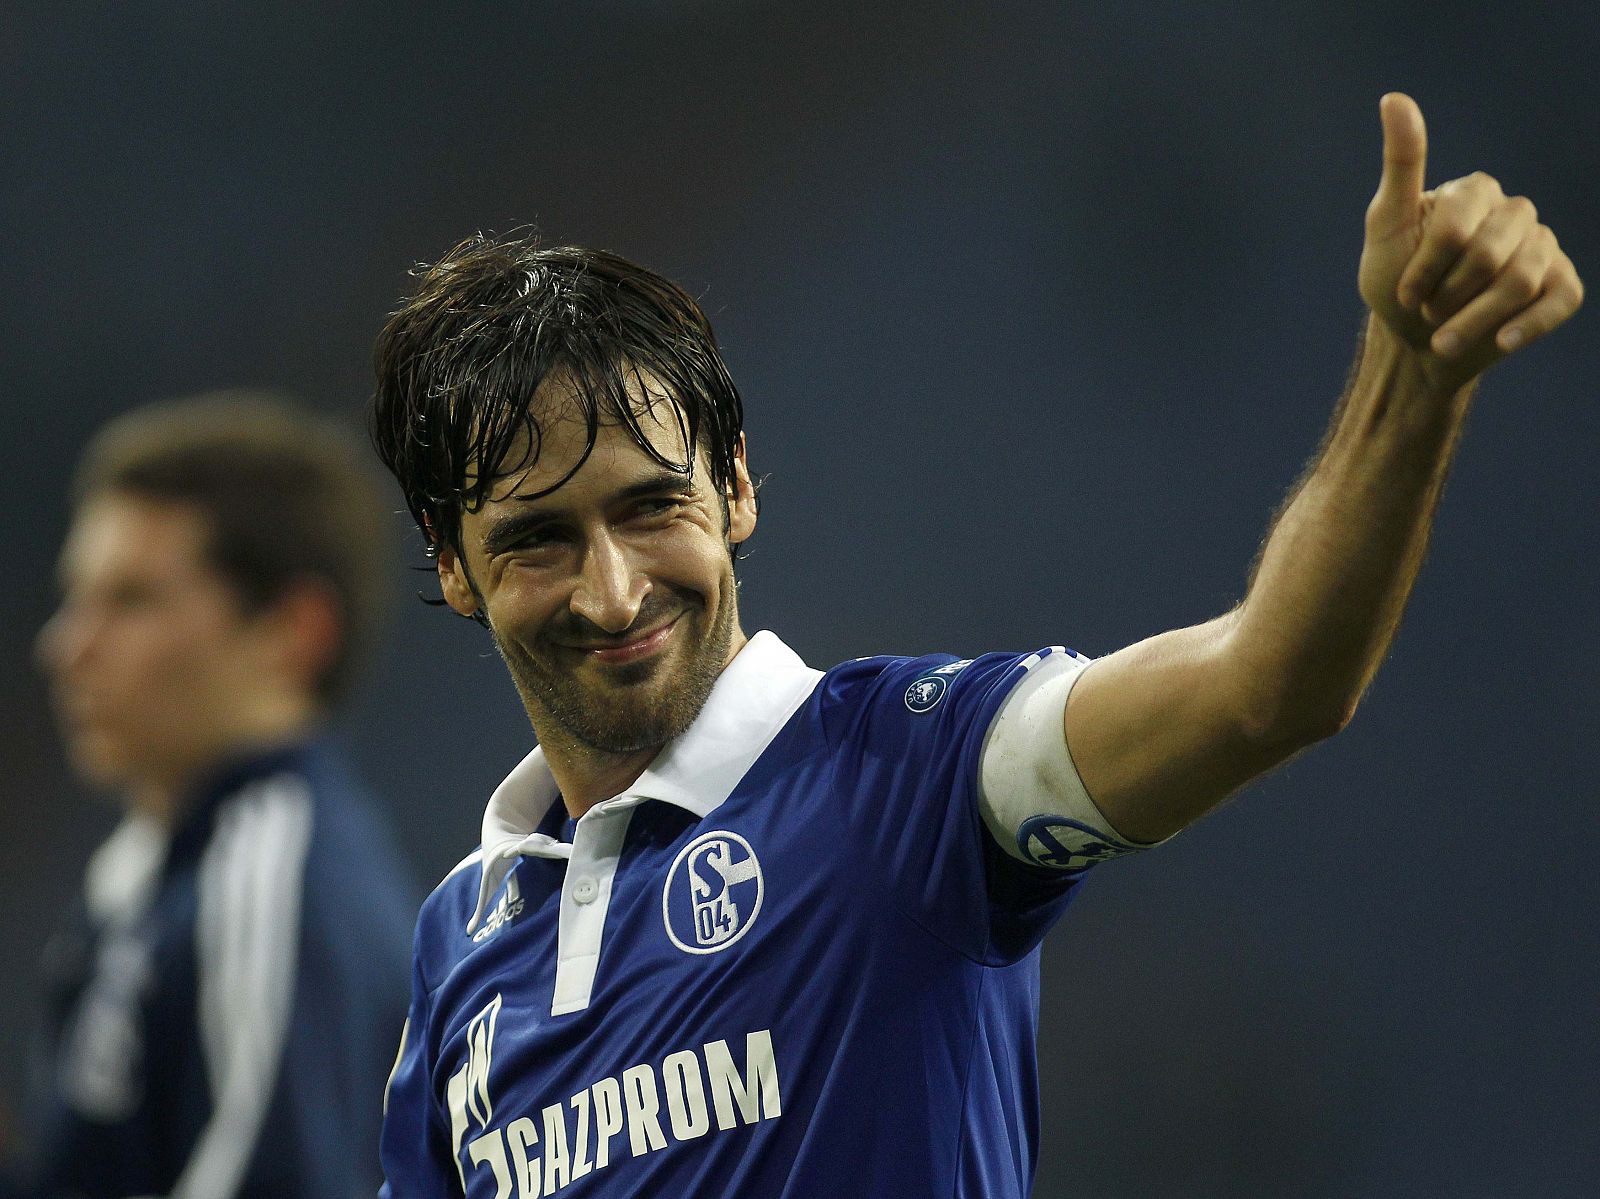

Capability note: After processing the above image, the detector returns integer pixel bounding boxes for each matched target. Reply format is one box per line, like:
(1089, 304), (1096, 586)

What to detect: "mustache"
(546, 595), (692, 648)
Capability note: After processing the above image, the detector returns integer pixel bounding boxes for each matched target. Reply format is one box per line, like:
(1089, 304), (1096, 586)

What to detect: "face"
(37, 493), (278, 795)
(438, 386), (757, 758)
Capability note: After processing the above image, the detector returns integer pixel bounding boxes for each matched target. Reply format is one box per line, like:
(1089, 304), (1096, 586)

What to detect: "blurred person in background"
(2, 394), (416, 1199)
(368, 94), (1581, 1198)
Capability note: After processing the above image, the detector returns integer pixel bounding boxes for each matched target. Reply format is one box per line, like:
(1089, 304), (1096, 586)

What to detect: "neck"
(542, 739), (661, 820)
(127, 780), (188, 828)
(127, 703), (322, 829)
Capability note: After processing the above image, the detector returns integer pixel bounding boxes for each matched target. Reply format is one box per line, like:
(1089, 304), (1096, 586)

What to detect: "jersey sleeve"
(380, 930), (459, 1198)
(183, 778), (414, 1199)
(181, 779), (378, 1199)
(817, 648), (1093, 965)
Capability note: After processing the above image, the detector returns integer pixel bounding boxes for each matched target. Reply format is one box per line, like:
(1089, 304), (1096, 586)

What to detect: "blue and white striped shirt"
(14, 740), (415, 1199)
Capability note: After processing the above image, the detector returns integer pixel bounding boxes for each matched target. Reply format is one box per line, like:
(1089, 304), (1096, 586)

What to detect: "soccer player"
(370, 95), (1581, 1197)
(10, 395), (417, 1198)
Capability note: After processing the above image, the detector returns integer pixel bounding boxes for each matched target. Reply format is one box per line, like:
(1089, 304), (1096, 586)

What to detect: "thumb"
(1372, 92), (1427, 212)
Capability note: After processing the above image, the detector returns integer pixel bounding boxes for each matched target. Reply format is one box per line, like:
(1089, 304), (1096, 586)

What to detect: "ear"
(437, 544), (481, 618)
(726, 433), (758, 545)
(259, 578), (342, 697)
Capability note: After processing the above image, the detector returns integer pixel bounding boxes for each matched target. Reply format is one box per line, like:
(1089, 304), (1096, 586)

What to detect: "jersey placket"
(550, 796), (643, 1017)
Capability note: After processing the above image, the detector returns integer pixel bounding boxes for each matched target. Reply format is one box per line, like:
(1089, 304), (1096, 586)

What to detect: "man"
(11, 394), (417, 1198)
(371, 94), (1581, 1197)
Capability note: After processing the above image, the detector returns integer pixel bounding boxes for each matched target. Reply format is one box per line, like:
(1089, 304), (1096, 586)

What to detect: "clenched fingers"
(1494, 250), (1584, 352)
(1430, 225), (1556, 357)
(1423, 195), (1538, 325)
(1396, 172), (1504, 311)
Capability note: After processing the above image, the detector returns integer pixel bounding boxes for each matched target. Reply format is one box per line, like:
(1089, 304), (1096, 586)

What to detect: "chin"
(602, 654), (672, 688)
(65, 736), (135, 790)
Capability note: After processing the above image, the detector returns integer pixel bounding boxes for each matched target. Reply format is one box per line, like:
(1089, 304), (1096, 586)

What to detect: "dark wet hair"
(369, 233), (747, 562)
(73, 391), (393, 706)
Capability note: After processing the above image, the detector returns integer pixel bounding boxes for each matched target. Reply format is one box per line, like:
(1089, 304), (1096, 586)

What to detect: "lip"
(579, 615), (680, 665)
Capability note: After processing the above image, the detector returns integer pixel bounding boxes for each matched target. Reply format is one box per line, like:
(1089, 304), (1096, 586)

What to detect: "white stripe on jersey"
(177, 776), (313, 1199)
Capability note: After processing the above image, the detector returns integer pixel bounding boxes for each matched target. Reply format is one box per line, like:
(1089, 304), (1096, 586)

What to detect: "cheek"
(656, 524), (735, 588)
(67, 622), (234, 756)
(77, 616), (192, 695)
(128, 620), (253, 712)
(91, 652), (236, 782)
(480, 572), (567, 640)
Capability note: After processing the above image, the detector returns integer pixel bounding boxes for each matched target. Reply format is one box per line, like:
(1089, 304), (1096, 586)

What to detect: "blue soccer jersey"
(381, 632), (1097, 1198)
(7, 741), (416, 1199)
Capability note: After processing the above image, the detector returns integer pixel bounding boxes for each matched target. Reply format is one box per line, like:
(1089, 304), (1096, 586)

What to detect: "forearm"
(1060, 95), (1579, 846)
(1229, 313), (1475, 739)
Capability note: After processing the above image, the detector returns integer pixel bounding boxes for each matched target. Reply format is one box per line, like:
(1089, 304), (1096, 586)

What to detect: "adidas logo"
(471, 872), (525, 942)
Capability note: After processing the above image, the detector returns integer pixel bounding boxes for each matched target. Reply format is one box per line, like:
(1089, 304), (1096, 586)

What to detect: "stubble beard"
(494, 587), (737, 756)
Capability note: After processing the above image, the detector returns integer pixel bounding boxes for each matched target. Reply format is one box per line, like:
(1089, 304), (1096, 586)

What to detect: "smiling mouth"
(576, 615), (681, 665)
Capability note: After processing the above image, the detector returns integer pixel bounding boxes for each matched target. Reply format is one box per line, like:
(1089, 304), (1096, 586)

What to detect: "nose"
(35, 603), (91, 679)
(569, 531), (648, 635)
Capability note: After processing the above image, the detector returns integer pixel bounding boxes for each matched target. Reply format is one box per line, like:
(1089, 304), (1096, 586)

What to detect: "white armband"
(978, 652), (1165, 872)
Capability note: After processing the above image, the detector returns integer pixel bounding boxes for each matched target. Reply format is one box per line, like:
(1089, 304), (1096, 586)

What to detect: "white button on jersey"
(571, 876), (598, 904)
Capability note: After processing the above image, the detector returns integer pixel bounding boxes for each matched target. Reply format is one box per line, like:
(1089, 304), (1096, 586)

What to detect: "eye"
(497, 525), (568, 558)
(510, 529), (563, 551)
(632, 496), (683, 520)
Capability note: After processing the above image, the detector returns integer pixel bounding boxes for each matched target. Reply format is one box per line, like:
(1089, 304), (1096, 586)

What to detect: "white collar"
(468, 630), (821, 932)
(85, 814), (170, 927)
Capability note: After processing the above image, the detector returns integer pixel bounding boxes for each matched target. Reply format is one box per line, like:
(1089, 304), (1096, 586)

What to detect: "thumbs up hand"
(1357, 93), (1582, 392)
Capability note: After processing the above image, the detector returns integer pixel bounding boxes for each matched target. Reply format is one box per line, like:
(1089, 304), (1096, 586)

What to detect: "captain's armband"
(977, 652), (1166, 872)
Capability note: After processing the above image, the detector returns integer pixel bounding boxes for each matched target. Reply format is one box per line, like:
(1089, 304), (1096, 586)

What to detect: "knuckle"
(1461, 242), (1499, 277)
(1504, 267), (1542, 303)
(1431, 217), (1471, 251)
(1508, 195), (1538, 223)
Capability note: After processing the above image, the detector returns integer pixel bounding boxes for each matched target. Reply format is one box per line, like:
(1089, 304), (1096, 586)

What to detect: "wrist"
(1361, 312), (1476, 403)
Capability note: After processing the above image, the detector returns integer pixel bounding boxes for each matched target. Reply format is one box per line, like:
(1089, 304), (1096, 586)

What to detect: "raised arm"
(1062, 93), (1583, 845)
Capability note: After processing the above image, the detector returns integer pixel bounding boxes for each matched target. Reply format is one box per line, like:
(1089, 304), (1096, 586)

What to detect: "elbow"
(1308, 695), (1360, 742)
(1236, 688), (1359, 750)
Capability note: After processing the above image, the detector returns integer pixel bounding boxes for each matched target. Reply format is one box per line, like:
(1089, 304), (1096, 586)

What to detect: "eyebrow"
(479, 469), (695, 555)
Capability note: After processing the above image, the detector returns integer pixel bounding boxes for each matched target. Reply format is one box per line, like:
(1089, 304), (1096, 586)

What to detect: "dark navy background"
(3, 2), (1595, 1193)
